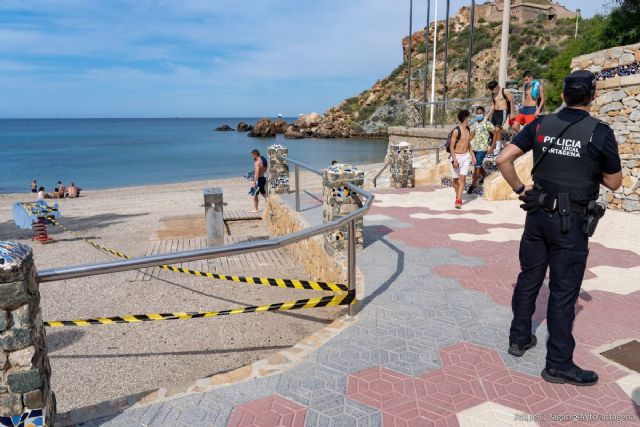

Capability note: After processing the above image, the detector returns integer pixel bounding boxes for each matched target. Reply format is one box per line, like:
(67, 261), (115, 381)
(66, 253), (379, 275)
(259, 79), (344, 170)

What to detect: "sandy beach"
(0, 162), (385, 415)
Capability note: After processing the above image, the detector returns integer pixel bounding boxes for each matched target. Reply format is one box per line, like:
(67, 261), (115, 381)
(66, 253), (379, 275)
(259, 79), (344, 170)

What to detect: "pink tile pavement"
(227, 394), (307, 427)
(347, 343), (639, 427)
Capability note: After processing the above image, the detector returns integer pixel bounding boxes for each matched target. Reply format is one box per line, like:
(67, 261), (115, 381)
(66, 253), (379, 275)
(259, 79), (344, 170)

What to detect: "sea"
(0, 118), (388, 194)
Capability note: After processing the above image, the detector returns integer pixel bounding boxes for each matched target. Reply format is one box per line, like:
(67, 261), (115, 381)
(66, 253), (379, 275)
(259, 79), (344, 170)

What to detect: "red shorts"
(514, 114), (536, 126)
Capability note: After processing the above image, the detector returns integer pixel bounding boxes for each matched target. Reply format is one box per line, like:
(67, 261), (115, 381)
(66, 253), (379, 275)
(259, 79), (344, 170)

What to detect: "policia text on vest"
(495, 70), (622, 387)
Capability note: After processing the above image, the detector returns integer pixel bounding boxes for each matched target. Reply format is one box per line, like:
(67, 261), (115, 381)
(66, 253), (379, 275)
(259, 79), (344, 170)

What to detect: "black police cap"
(563, 70), (596, 92)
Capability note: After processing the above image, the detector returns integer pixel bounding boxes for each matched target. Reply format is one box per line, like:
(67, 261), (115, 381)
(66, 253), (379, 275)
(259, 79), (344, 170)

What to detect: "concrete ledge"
(483, 151), (533, 201)
(415, 160), (452, 187)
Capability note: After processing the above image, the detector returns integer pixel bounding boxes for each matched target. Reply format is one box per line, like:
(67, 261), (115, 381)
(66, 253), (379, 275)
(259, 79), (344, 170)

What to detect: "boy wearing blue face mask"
(468, 106), (494, 194)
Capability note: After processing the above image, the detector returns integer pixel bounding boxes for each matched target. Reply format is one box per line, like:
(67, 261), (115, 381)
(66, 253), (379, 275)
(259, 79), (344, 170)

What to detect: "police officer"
(496, 70), (622, 386)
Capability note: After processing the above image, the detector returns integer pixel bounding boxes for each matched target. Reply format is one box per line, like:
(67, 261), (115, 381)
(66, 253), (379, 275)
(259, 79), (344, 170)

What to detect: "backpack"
(445, 126), (461, 153)
(260, 155), (268, 168)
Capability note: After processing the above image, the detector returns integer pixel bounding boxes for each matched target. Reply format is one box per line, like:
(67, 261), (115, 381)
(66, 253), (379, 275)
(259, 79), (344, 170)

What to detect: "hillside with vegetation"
(325, 0), (640, 134)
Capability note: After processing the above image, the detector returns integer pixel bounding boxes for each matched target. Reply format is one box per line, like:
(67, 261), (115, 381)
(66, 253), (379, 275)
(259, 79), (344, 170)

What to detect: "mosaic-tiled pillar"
(323, 164), (365, 256)
(267, 145), (289, 194)
(0, 242), (54, 426)
(388, 141), (414, 188)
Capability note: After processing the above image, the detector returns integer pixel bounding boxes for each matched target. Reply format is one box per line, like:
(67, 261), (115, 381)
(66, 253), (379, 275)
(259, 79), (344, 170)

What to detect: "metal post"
(498, 0), (511, 87)
(466, 0), (475, 101)
(429, 0), (439, 125)
(422, 0), (431, 127)
(443, 0), (450, 103)
(407, 0), (413, 99)
(436, 145), (440, 164)
(295, 164), (300, 212)
(348, 219), (358, 317)
(204, 187), (224, 247)
(574, 9), (581, 39)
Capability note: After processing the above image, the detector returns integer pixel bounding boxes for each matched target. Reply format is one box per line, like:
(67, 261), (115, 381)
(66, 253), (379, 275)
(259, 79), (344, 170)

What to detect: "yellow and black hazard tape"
(49, 219), (348, 292)
(21, 202), (58, 213)
(159, 265), (347, 292)
(45, 290), (355, 327)
(49, 219), (132, 259)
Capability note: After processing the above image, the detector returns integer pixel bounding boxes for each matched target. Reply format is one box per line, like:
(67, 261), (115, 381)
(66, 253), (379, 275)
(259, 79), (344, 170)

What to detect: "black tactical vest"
(532, 114), (601, 203)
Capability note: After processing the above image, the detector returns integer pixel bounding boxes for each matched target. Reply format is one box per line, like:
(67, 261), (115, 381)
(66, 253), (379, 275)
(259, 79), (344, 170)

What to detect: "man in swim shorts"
(486, 80), (516, 154)
(250, 149), (267, 212)
(514, 70), (545, 131)
(450, 110), (476, 209)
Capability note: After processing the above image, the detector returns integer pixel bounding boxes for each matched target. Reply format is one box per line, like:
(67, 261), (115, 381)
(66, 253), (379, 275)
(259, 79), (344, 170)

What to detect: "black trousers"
(509, 208), (589, 371)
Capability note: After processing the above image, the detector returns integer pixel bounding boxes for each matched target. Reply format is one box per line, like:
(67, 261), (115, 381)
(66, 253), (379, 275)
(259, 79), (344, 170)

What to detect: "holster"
(582, 200), (606, 237)
(557, 193), (571, 234)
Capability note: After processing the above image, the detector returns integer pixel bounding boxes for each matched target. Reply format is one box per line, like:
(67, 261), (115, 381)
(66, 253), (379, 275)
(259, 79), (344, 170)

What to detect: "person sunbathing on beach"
(37, 187), (51, 200)
(56, 180), (66, 198)
(67, 182), (81, 198)
(250, 149), (267, 212)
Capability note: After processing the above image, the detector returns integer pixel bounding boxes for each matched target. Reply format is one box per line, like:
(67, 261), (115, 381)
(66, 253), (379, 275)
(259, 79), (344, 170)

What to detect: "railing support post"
(389, 142), (414, 189)
(203, 188), (224, 247)
(295, 164), (300, 212)
(0, 242), (55, 426)
(347, 219), (358, 317)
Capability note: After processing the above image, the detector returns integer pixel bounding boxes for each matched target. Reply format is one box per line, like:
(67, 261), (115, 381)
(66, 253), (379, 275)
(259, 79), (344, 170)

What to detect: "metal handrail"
(415, 96), (491, 106)
(372, 161), (390, 188)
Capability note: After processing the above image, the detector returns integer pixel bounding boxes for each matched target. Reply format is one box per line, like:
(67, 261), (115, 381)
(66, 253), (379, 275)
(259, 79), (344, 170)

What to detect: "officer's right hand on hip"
(519, 188), (541, 213)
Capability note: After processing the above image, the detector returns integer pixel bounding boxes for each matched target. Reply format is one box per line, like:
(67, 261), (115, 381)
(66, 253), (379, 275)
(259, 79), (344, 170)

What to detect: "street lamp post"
(422, 0), (431, 127)
(443, 0), (450, 100)
(466, 0), (476, 101)
(498, 0), (511, 87)
(429, 0), (439, 125)
(574, 9), (581, 39)
(408, 0), (413, 99)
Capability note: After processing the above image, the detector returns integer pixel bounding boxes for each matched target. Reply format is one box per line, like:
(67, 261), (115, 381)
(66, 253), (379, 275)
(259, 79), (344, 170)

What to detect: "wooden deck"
(132, 235), (296, 282)
(151, 210), (262, 240)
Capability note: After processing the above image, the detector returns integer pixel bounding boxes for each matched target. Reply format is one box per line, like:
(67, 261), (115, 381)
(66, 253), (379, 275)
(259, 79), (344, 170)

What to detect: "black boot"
(541, 365), (598, 386)
(508, 335), (537, 357)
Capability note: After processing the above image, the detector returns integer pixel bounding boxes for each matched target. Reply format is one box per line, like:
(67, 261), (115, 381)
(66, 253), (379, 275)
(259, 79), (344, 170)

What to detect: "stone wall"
(263, 196), (364, 300)
(572, 42), (640, 211)
(0, 242), (54, 425)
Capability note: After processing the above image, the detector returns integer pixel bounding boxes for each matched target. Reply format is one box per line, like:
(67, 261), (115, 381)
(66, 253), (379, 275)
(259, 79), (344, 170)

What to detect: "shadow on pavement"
(360, 233), (404, 312)
(49, 345), (290, 359)
(47, 329), (86, 353)
(0, 212), (148, 241)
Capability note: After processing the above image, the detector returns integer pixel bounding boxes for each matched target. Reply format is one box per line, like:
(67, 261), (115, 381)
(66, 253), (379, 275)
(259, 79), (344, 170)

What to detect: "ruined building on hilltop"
(475, 0), (576, 24)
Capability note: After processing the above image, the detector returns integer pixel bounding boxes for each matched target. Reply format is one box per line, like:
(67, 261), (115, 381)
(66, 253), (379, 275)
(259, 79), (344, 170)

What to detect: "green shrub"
(389, 62), (407, 80)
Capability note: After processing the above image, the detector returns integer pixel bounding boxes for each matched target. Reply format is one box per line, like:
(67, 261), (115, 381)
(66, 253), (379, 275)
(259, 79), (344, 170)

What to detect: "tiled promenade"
(82, 186), (640, 426)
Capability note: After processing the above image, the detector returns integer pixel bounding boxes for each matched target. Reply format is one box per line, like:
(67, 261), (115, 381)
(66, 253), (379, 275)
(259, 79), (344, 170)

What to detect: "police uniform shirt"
(512, 108), (622, 176)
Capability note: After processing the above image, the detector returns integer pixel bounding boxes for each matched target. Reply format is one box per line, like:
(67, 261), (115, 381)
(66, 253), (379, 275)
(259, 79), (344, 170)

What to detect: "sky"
(0, 0), (611, 118)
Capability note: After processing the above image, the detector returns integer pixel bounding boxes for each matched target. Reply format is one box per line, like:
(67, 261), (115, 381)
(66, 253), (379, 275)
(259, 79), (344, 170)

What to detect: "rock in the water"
(248, 118), (277, 137)
(273, 119), (289, 134)
(284, 129), (304, 139)
(214, 124), (234, 131)
(236, 121), (253, 132)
